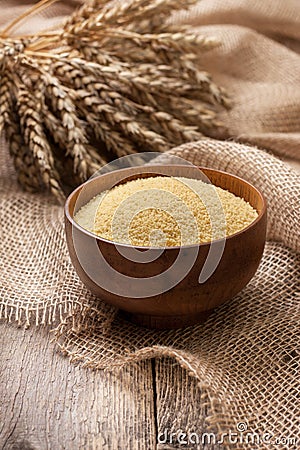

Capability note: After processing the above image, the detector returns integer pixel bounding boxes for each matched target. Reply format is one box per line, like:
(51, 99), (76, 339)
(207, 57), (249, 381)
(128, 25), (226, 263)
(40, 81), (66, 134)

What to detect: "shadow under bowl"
(65, 165), (267, 329)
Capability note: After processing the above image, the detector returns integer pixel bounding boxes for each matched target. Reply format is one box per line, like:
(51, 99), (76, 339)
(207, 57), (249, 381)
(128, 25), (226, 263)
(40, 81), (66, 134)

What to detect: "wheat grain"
(0, 72), (11, 136)
(17, 85), (65, 201)
(41, 71), (98, 180)
(5, 114), (42, 192)
(0, 68), (42, 191)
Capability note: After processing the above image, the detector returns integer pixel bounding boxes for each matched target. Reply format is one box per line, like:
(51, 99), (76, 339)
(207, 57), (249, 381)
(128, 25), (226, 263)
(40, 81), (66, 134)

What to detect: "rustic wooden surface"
(0, 322), (219, 450)
(0, 322), (156, 450)
(156, 360), (220, 450)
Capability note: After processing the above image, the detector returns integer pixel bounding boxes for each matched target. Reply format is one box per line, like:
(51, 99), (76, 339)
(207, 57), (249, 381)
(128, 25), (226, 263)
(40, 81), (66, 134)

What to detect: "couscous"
(75, 176), (258, 246)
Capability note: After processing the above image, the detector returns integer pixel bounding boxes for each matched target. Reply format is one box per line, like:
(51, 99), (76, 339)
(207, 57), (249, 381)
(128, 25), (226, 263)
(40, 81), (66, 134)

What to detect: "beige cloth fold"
(172, 0), (300, 158)
(0, 1), (300, 447)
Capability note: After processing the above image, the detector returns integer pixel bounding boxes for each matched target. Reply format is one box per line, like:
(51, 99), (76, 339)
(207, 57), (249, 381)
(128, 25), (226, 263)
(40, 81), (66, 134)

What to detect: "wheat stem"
(0, 0), (60, 37)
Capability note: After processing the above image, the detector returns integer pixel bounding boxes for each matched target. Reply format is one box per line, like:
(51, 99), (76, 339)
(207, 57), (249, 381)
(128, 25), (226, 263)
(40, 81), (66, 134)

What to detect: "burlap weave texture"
(0, 1), (300, 448)
(1, 136), (299, 448)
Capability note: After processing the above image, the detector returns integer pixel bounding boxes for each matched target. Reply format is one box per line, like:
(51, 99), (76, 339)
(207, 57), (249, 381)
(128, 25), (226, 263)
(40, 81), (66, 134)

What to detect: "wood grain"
(0, 322), (156, 450)
(0, 324), (223, 450)
(155, 358), (222, 450)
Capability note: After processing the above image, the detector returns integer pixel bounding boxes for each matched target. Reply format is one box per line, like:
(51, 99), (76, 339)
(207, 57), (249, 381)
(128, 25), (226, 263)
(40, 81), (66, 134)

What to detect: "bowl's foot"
(120, 309), (213, 330)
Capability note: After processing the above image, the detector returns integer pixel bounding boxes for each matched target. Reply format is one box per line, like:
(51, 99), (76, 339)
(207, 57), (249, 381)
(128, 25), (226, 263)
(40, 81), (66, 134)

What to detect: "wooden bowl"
(65, 165), (267, 329)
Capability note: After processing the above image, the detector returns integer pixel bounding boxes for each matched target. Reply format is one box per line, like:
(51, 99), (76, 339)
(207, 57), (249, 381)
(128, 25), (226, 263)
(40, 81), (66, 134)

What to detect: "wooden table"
(0, 321), (220, 449)
(1, 162), (298, 450)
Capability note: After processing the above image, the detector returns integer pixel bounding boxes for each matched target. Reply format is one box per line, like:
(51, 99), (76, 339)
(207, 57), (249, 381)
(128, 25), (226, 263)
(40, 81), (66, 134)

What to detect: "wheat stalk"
(17, 86), (65, 201)
(0, 0), (230, 201)
(5, 111), (42, 193)
(0, 66), (42, 191)
(0, 72), (10, 136)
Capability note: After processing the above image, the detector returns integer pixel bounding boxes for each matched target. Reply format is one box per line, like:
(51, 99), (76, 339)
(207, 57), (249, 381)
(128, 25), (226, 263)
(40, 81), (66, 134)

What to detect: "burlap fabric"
(0, 1), (299, 448)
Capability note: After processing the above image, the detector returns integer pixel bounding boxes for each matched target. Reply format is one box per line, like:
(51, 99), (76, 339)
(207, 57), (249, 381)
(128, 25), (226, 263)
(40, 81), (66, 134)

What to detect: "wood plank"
(0, 322), (156, 450)
(155, 358), (221, 450)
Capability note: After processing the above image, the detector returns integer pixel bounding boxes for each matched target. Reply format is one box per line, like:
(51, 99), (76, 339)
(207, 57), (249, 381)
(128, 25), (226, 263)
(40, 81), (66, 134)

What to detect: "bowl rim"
(65, 165), (267, 250)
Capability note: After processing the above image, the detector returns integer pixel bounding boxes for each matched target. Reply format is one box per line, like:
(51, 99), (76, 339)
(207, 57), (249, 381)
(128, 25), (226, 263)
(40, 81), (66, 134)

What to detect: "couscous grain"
(75, 176), (258, 246)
